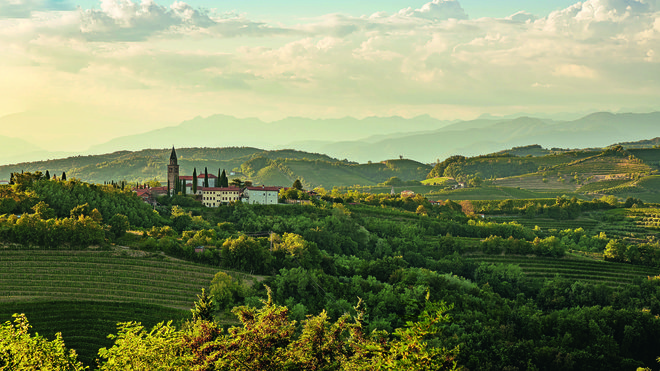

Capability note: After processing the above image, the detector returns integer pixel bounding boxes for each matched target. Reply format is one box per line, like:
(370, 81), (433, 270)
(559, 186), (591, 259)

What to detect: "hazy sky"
(0, 0), (659, 150)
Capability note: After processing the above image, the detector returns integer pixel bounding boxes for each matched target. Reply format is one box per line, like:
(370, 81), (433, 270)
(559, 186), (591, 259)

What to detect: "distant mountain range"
(80, 111), (660, 164)
(1, 111), (659, 166)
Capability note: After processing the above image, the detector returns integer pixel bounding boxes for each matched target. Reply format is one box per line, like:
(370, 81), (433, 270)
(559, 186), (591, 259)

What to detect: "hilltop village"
(135, 147), (281, 207)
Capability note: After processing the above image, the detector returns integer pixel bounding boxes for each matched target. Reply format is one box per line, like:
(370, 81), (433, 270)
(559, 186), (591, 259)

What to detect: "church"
(167, 147), (280, 207)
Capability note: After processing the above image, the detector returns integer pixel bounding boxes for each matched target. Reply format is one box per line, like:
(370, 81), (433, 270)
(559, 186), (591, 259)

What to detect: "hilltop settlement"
(135, 147), (281, 207)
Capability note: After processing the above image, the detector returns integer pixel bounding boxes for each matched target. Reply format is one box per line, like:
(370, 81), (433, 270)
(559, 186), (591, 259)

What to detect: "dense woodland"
(1, 171), (660, 370)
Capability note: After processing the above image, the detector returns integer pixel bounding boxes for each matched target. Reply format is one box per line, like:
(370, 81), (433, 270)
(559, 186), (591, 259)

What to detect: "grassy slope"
(248, 158), (433, 188)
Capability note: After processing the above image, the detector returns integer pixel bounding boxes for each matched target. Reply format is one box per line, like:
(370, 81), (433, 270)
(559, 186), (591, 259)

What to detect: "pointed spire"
(169, 146), (178, 165)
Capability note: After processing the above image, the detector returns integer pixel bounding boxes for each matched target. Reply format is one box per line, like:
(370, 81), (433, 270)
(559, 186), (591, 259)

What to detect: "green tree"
(45, 170), (50, 180)
(204, 167), (209, 188)
(0, 314), (87, 371)
(109, 214), (130, 238)
(219, 169), (229, 188)
(190, 288), (214, 322)
(192, 168), (197, 194)
(61, 172), (67, 181)
(604, 239), (627, 262)
(292, 179), (303, 190)
(416, 204), (428, 216)
(33, 201), (56, 220)
(97, 321), (190, 371)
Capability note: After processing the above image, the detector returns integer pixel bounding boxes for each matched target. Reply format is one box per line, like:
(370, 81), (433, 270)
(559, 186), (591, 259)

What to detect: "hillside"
(0, 147), (430, 188)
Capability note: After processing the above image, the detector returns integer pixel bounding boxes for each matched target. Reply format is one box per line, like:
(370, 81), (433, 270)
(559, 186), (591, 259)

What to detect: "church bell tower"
(168, 147), (179, 194)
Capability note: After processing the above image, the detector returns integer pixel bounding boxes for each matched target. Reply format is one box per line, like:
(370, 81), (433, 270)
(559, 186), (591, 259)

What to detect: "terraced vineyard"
(0, 250), (219, 309)
(494, 217), (600, 233)
(469, 253), (660, 286)
(0, 249), (233, 367)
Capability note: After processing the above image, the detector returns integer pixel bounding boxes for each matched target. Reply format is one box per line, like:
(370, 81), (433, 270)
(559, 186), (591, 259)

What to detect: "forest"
(1, 173), (660, 370)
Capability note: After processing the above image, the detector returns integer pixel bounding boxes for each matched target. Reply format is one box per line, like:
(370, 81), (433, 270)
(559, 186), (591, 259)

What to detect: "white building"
(199, 187), (241, 207)
(243, 186), (280, 205)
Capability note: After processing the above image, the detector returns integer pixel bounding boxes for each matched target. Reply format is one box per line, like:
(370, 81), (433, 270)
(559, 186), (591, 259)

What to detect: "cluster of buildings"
(135, 147), (281, 207)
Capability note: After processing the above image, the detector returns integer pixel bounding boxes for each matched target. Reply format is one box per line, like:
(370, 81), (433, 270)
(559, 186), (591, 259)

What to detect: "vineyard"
(0, 249), (233, 367)
(468, 253), (660, 287)
(0, 249), (221, 309)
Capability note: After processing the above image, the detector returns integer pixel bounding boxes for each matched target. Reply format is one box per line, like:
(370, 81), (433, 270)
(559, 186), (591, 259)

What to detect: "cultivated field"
(468, 253), (660, 287)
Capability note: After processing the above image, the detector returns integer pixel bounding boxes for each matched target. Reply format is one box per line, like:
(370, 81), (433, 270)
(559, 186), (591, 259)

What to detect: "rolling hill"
(0, 147), (431, 188)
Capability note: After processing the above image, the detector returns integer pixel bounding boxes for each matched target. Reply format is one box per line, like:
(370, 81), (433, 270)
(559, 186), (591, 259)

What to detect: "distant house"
(243, 186), (280, 205)
(199, 187), (241, 207)
(400, 190), (415, 198)
(149, 186), (169, 197)
(0, 180), (9, 185)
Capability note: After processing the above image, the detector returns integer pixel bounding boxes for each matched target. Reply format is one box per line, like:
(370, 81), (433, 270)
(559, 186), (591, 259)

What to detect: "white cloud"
(0, 0), (72, 18)
(399, 0), (468, 21)
(1, 0), (659, 122)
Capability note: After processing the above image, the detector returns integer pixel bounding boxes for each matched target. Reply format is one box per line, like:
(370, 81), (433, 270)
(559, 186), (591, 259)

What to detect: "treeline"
(0, 172), (163, 248)
(1, 290), (460, 370)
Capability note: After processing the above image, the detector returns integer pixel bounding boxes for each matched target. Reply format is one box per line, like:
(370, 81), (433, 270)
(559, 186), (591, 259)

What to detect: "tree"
(192, 168), (197, 194)
(230, 178), (244, 188)
(204, 167), (209, 188)
(61, 172), (67, 181)
(292, 179), (303, 190)
(219, 169), (229, 188)
(109, 214), (130, 238)
(0, 314), (87, 370)
(190, 288), (214, 322)
(181, 179), (187, 195)
(45, 170), (50, 180)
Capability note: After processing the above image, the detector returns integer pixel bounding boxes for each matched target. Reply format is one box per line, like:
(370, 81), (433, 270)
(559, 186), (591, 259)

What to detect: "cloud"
(399, 0), (468, 21)
(0, 0), (72, 18)
(1, 0), (660, 122)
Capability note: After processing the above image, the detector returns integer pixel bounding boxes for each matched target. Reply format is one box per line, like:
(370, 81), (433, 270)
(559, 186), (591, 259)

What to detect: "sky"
(0, 0), (659, 151)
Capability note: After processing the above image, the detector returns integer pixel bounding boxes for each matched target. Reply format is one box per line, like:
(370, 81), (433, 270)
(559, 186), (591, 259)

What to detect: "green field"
(468, 253), (660, 287)
(0, 249), (219, 308)
(421, 177), (453, 186)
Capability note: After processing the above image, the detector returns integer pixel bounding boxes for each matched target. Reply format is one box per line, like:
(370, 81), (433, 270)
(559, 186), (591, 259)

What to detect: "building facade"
(243, 186), (280, 205)
(200, 187), (241, 207)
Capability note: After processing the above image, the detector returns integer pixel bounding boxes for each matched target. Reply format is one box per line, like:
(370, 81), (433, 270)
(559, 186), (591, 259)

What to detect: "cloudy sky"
(0, 0), (659, 150)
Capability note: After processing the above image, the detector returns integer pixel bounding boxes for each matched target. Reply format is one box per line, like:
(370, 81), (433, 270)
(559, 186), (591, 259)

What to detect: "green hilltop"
(0, 147), (431, 188)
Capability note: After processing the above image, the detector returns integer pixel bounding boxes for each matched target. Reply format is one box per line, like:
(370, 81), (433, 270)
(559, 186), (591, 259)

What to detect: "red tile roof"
(246, 186), (281, 191)
(199, 187), (241, 192)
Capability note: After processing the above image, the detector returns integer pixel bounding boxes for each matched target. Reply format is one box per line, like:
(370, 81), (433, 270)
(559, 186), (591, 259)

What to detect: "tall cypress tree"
(216, 168), (221, 187)
(220, 169), (229, 188)
(45, 170), (50, 180)
(61, 172), (67, 181)
(204, 167), (209, 188)
(182, 179), (187, 195)
(192, 168), (198, 194)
